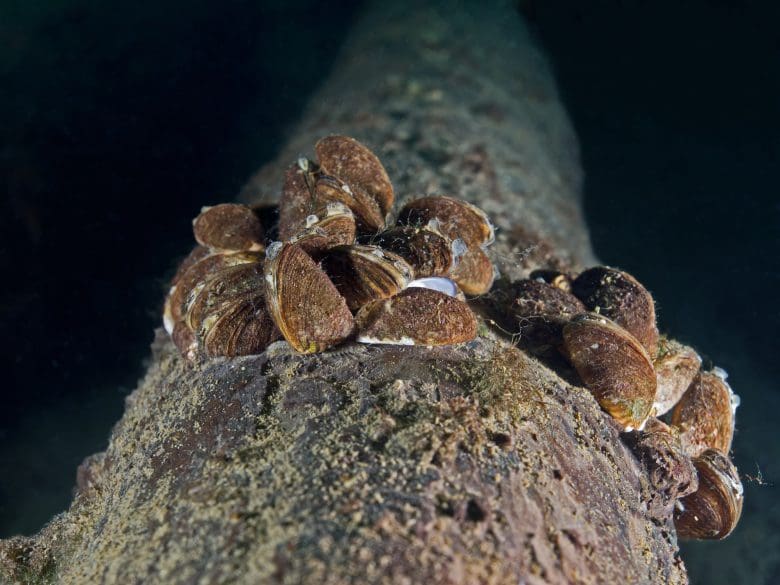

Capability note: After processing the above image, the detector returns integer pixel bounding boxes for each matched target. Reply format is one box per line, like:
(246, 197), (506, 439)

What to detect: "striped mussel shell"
(562, 313), (657, 431)
(264, 242), (355, 354)
(320, 244), (413, 311)
(674, 448), (743, 540)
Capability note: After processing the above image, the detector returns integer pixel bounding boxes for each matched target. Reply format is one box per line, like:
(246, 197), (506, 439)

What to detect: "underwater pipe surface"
(0, 2), (694, 584)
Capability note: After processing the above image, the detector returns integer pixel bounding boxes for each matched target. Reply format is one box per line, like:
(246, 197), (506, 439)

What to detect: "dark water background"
(1, 1), (778, 582)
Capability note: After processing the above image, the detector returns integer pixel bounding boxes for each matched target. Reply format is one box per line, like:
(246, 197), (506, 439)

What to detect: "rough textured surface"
(239, 1), (595, 276)
(0, 1), (689, 583)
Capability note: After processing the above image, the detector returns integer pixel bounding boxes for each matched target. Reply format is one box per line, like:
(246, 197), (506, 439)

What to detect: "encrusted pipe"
(0, 2), (690, 584)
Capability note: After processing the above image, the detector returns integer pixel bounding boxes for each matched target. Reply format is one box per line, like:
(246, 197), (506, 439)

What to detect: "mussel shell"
(320, 244), (413, 311)
(184, 262), (266, 333)
(315, 135), (394, 218)
(278, 159), (318, 241)
(512, 279), (586, 347)
(449, 247), (496, 296)
(202, 293), (280, 357)
(168, 252), (262, 326)
(407, 276), (465, 301)
(653, 338), (702, 416)
(670, 370), (738, 457)
(396, 195), (494, 248)
(289, 202), (357, 258)
(674, 448), (743, 540)
(264, 242), (355, 353)
(192, 203), (265, 253)
(356, 287), (477, 346)
(163, 294), (177, 336)
(562, 313), (657, 431)
(571, 266), (659, 358)
(370, 225), (455, 278)
(315, 174), (385, 234)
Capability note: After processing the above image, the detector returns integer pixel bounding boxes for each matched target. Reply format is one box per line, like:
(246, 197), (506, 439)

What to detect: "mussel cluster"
(163, 134), (743, 543)
(163, 135), (495, 359)
(510, 266), (743, 540)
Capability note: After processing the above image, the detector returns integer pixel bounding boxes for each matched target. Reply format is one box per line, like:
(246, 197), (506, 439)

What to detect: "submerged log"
(0, 1), (688, 583)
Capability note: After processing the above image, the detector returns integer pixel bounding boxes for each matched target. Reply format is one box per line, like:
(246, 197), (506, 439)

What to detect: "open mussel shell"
(562, 313), (657, 431)
(264, 242), (355, 353)
(674, 448), (743, 540)
(315, 174), (385, 234)
(278, 159), (319, 241)
(512, 279), (586, 347)
(571, 266), (659, 358)
(370, 225), (456, 278)
(356, 286), (477, 346)
(315, 135), (394, 219)
(449, 247), (496, 296)
(193, 203), (265, 253)
(289, 202), (356, 258)
(320, 244), (413, 311)
(396, 195), (494, 248)
(653, 338), (702, 416)
(670, 369), (739, 457)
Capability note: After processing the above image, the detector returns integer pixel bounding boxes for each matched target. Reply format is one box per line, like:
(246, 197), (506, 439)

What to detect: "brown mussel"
(192, 203), (265, 253)
(449, 247), (496, 296)
(674, 448), (743, 540)
(628, 418), (698, 521)
(278, 158), (319, 241)
(356, 281), (476, 346)
(315, 135), (394, 220)
(670, 368), (739, 457)
(264, 242), (355, 354)
(571, 266), (659, 357)
(315, 174), (385, 234)
(511, 278), (586, 348)
(396, 195), (494, 247)
(370, 225), (458, 279)
(278, 135), (394, 239)
(653, 337), (702, 416)
(164, 250), (267, 358)
(562, 313), (657, 431)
